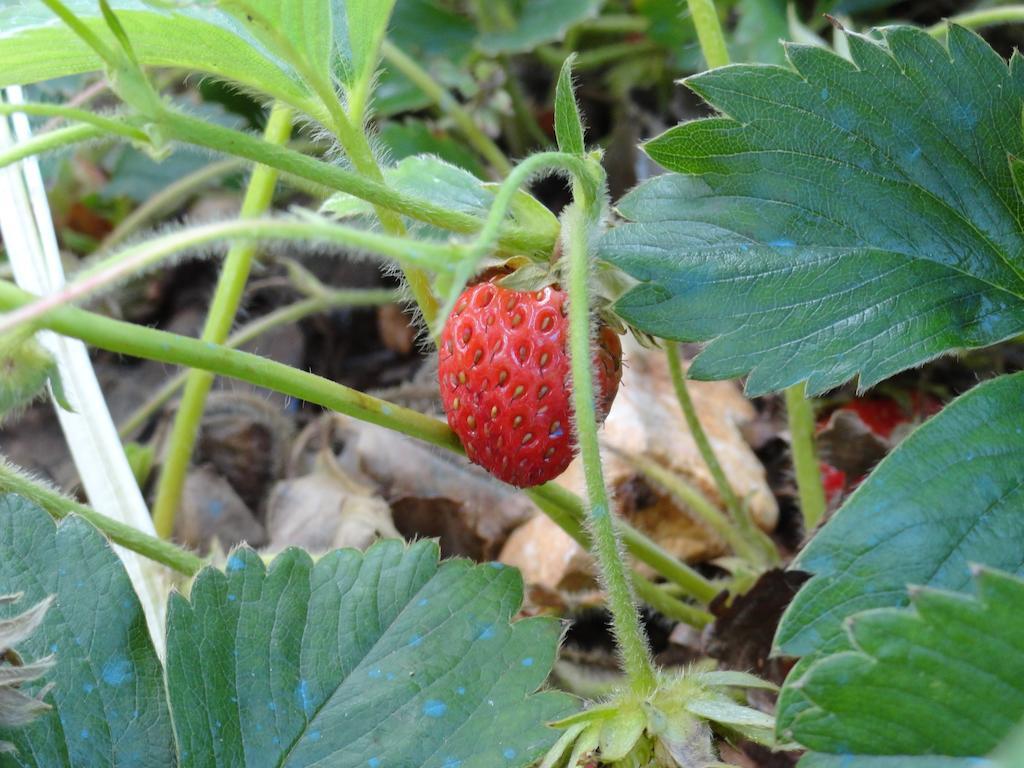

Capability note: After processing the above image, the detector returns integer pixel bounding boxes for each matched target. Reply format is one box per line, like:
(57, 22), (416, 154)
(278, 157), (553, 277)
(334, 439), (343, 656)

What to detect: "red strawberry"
(438, 281), (622, 487)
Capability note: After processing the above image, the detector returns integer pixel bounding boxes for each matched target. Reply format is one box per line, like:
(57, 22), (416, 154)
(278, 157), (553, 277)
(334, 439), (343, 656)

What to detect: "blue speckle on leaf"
(207, 499), (224, 519)
(456, 687), (465, 695)
(503, 748), (517, 760)
(408, 634), (423, 648)
(49, 643), (58, 653)
(488, 562), (504, 569)
(297, 679), (313, 714)
(820, 87), (829, 101)
(83, 683), (94, 694)
(268, 701), (277, 711)
(441, 759), (461, 768)
(768, 239), (795, 248)
(102, 658), (133, 686)
(227, 594), (237, 602)
(386, 672), (395, 681)
(368, 759), (381, 768)
(307, 730), (321, 742)
(521, 657), (534, 667)
(226, 555), (246, 572)
(477, 625), (495, 640)
(423, 699), (448, 718)
(80, 728), (90, 740)
(417, 597), (428, 607)
(369, 668), (383, 679)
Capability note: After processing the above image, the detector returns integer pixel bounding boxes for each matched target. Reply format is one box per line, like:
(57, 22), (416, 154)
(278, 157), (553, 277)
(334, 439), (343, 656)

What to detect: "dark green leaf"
(781, 568), (1024, 763)
(378, 121), (485, 178)
(0, 1), (309, 106)
(601, 25), (1024, 395)
(775, 372), (1024, 660)
(554, 53), (585, 156)
(166, 542), (574, 768)
(217, 0), (333, 82)
(0, 496), (174, 766)
(477, 0), (603, 55)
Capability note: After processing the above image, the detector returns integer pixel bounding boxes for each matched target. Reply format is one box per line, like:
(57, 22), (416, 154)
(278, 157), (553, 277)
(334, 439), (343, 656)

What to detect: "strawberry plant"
(1, 1), (1024, 767)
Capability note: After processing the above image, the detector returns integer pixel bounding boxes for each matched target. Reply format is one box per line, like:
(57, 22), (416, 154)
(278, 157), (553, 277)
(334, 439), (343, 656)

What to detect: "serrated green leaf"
(775, 372), (1024, 663)
(781, 568), (1024, 763)
(601, 25), (1024, 395)
(336, 0), (397, 90)
(166, 542), (574, 768)
(0, 1), (310, 107)
(477, 0), (603, 55)
(0, 495), (174, 766)
(554, 53), (584, 156)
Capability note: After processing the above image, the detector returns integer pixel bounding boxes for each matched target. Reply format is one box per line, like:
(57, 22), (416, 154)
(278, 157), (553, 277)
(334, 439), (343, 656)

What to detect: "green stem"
(528, 484), (719, 605)
(686, 0), (731, 69)
(381, 40), (512, 177)
(613, 446), (760, 565)
(156, 109), (553, 255)
(118, 289), (398, 438)
(0, 102), (148, 143)
(0, 218), (456, 337)
(927, 6), (1024, 36)
(152, 103), (293, 539)
(565, 200), (656, 694)
(572, 40), (662, 71)
(432, 150), (590, 334)
(39, 0), (119, 66)
(0, 457), (202, 576)
(785, 382), (827, 531)
(0, 124), (105, 170)
(526, 486), (713, 628)
(101, 158), (245, 249)
(0, 280), (705, 616)
(665, 344), (778, 566)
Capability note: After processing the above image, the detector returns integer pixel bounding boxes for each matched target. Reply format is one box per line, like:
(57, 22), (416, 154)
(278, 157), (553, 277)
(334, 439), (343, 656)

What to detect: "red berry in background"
(438, 281), (622, 488)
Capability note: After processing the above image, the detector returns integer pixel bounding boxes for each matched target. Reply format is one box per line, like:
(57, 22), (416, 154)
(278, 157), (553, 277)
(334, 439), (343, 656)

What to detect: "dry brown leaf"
(499, 513), (598, 593)
(175, 465), (266, 553)
(265, 459), (400, 553)
(334, 416), (535, 560)
(557, 342), (777, 565)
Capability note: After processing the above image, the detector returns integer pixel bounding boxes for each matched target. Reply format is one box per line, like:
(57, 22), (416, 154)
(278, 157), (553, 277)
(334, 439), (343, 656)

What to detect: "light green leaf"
(215, 0), (333, 81)
(775, 372), (1024, 661)
(336, 0), (397, 90)
(477, 0), (603, 55)
(322, 154), (558, 244)
(0, 1), (311, 109)
(554, 53), (584, 156)
(798, 756), (981, 768)
(166, 542), (574, 768)
(781, 568), (1024, 763)
(601, 25), (1024, 396)
(685, 697), (775, 729)
(0, 495), (174, 766)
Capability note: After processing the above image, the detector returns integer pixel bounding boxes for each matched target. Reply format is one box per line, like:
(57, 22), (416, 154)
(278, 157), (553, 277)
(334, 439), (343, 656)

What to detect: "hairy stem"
(0, 458), (202, 576)
(152, 103), (293, 539)
(565, 200), (656, 694)
(0, 218), (456, 337)
(0, 280), (706, 613)
(381, 40), (512, 177)
(118, 288), (398, 438)
(927, 6), (1024, 36)
(686, 0), (730, 69)
(785, 382), (827, 531)
(101, 158), (244, 249)
(0, 102), (148, 143)
(665, 344), (778, 566)
(156, 109), (553, 255)
(0, 124), (105, 170)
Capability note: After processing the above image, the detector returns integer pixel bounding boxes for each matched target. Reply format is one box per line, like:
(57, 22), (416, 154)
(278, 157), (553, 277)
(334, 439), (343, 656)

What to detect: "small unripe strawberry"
(438, 281), (622, 487)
